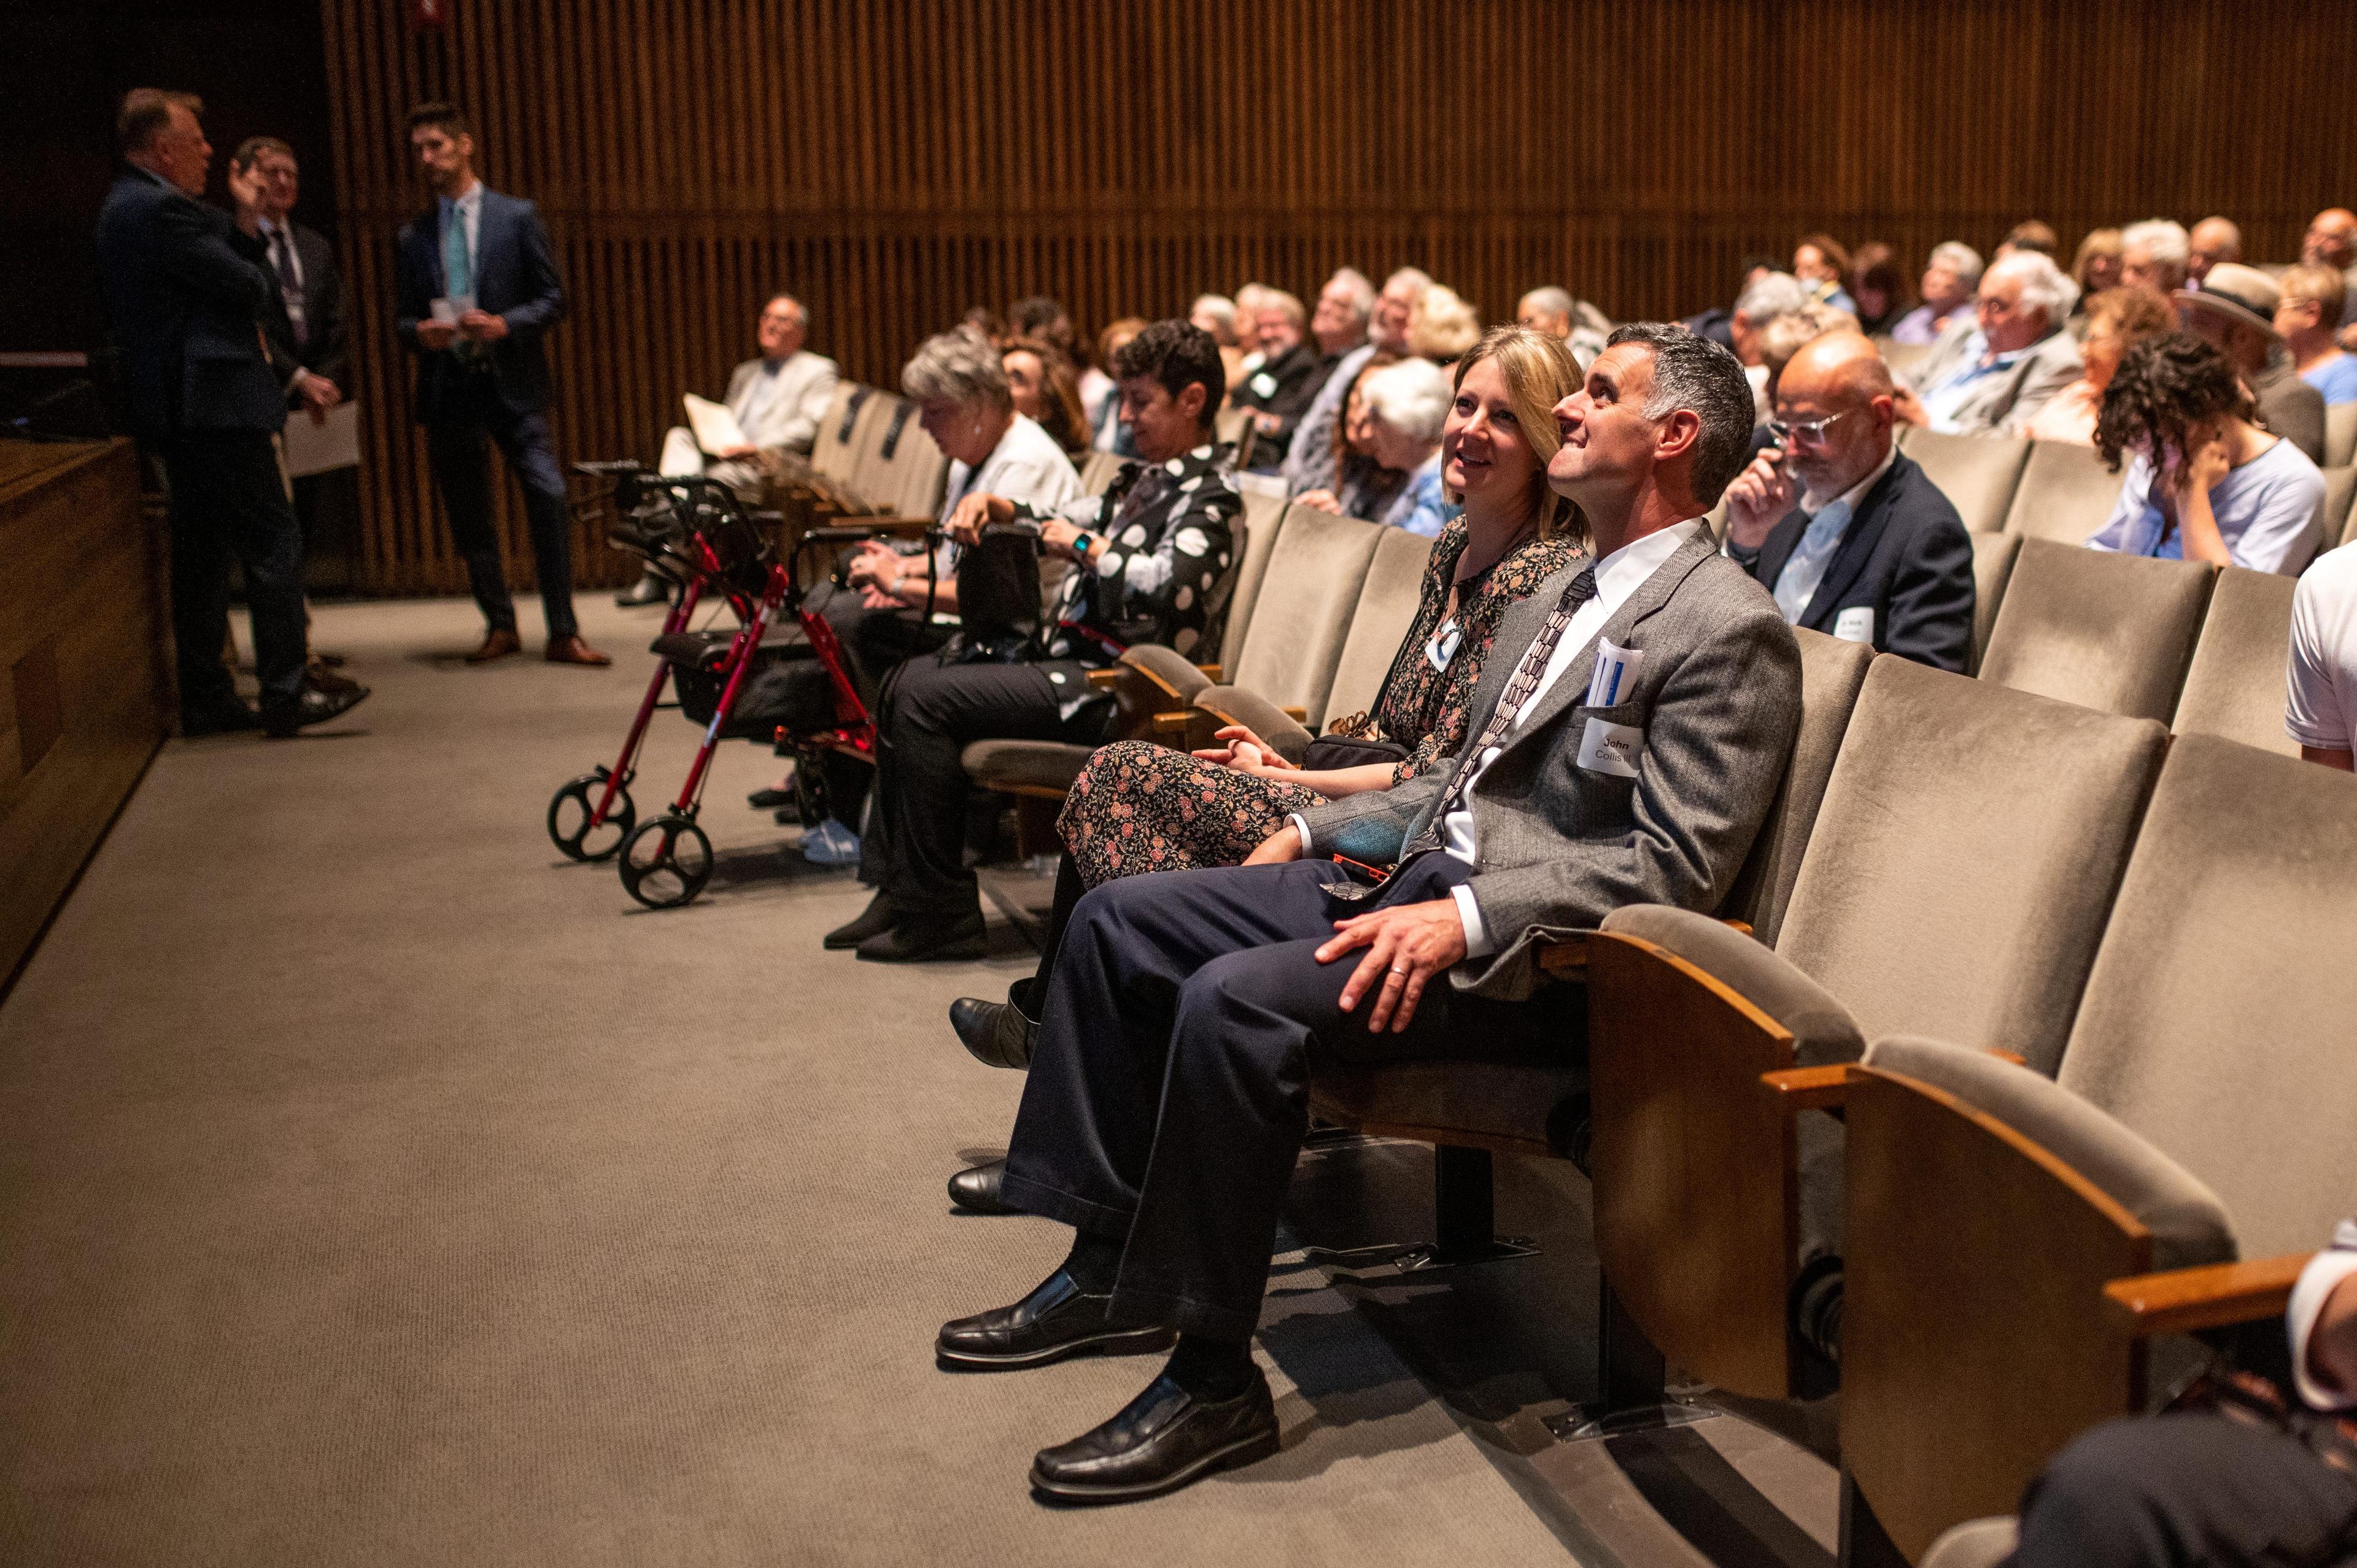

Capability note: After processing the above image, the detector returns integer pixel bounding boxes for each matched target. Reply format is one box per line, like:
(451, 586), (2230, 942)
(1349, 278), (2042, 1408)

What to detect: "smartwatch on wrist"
(1070, 530), (1097, 562)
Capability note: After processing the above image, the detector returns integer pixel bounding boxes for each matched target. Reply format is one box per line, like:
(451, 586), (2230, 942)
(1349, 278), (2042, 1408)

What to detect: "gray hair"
(764, 292), (808, 328)
(1383, 266), (1434, 298)
(1326, 266), (1375, 321)
(2123, 218), (2191, 268)
(1985, 250), (2076, 325)
(1604, 323), (1757, 508)
(1259, 288), (1307, 330)
(1522, 285), (1576, 320)
(1929, 241), (1984, 289)
(1190, 293), (1239, 344)
(1733, 270), (1809, 325)
(1361, 356), (1453, 446)
(900, 328), (1012, 413)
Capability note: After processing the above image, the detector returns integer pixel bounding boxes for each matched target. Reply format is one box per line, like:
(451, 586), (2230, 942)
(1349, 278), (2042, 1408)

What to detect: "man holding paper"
(395, 101), (605, 666)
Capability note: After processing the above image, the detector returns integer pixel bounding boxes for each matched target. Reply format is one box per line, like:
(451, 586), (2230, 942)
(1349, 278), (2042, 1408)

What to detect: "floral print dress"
(1057, 517), (1579, 886)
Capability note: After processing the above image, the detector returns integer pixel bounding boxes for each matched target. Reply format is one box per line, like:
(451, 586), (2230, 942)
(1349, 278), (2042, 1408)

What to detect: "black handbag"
(942, 525), (1043, 664)
(1301, 633), (1413, 771)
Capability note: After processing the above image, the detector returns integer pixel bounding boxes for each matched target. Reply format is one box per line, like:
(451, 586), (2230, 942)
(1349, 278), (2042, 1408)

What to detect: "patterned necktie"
(269, 228), (308, 347)
(1401, 564), (1598, 856)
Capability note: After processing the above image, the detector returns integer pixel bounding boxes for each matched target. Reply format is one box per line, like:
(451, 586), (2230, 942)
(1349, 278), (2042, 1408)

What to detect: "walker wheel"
(619, 813), (714, 908)
(548, 771), (635, 862)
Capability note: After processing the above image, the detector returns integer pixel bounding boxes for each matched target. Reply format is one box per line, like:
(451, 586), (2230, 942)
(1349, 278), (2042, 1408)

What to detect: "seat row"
(775, 380), (952, 528)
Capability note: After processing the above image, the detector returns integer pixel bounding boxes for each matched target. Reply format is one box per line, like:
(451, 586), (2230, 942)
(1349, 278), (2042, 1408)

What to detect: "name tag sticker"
(1576, 716), (1644, 779)
(1426, 618), (1464, 672)
(1833, 606), (1876, 644)
(1585, 639), (1643, 708)
(1251, 372), (1278, 398)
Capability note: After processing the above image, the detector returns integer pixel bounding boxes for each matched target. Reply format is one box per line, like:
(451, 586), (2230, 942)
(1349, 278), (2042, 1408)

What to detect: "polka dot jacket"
(1015, 442), (1242, 665)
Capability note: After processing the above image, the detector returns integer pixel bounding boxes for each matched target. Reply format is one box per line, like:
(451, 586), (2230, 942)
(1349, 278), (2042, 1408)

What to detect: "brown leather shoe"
(545, 634), (611, 666)
(465, 627), (523, 663)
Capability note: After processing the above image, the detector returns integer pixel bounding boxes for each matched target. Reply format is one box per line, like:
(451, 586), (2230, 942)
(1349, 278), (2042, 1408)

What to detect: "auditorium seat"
(1966, 531), (2020, 674)
(1720, 628), (1876, 947)
(859, 396), (950, 521)
(2000, 439), (2127, 546)
(1829, 734), (2357, 1559)
(1198, 506), (1382, 732)
(807, 382), (865, 487)
(2326, 401), (2356, 468)
(2324, 463), (2357, 550)
(1976, 539), (2213, 721)
(1077, 449), (1126, 497)
(1207, 488), (1293, 675)
(2170, 567), (2297, 755)
(1579, 657), (2166, 1404)
(1880, 339), (1933, 377)
(1895, 428), (2031, 533)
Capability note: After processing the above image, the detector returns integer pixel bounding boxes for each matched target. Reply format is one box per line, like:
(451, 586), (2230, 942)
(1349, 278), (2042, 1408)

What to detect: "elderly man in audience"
(1889, 242), (1984, 346)
(2303, 207), (2357, 336)
(2176, 264), (2328, 463)
(2119, 218), (2191, 296)
(1684, 255), (1782, 349)
(1722, 332), (1974, 670)
(1280, 265), (1411, 497)
(2086, 333), (2325, 574)
(1229, 288), (1323, 473)
(1518, 285), (1609, 368)
(2005, 1222), (2357, 1566)
(826, 321), (1233, 962)
(1891, 250), (2081, 436)
(2186, 216), (2240, 284)
(1999, 219), (2059, 258)
(2279, 265), (2357, 406)
(2026, 287), (2176, 444)
(1728, 271), (1810, 420)
(1356, 357), (1456, 536)
(935, 323), (1798, 1504)
(2290, 545), (2357, 771)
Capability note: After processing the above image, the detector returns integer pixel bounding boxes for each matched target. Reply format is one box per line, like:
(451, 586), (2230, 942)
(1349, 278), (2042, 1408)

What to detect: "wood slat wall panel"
(319, 0), (2357, 595)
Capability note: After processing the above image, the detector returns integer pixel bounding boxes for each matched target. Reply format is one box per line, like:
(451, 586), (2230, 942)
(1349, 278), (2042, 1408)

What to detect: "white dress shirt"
(2289, 1218), (2357, 1411)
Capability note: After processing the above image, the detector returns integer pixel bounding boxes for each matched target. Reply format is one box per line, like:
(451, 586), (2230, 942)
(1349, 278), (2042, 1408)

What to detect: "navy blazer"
(394, 187), (567, 422)
(1728, 451), (1976, 673)
(258, 220), (349, 392)
(93, 170), (287, 439)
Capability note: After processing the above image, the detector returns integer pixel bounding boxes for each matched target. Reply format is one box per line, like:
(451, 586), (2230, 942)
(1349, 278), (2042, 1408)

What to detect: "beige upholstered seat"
(1218, 507), (1384, 730)
(2326, 401), (2357, 469)
(1317, 528), (1434, 728)
(2323, 464), (2357, 549)
(1208, 489), (1291, 672)
(2002, 439), (2129, 546)
(1920, 1518), (2019, 1568)
(1880, 338), (1933, 377)
(962, 736), (1096, 796)
(807, 382), (864, 486)
(1978, 539), (2214, 721)
(1895, 428), (2032, 533)
(1077, 449), (1126, 497)
(1967, 531), (2021, 674)
(1720, 628), (1876, 945)
(835, 388), (900, 508)
(2170, 567), (2297, 754)
(864, 396), (949, 519)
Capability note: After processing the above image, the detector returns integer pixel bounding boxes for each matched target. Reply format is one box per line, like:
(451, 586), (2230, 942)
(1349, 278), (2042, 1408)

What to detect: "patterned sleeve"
(1093, 481), (1239, 655)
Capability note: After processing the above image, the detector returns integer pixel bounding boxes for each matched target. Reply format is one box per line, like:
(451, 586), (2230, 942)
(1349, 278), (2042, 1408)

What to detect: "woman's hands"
(1318, 899), (1468, 1033)
(1192, 724), (1298, 778)
(845, 539), (910, 608)
(945, 491), (1013, 547)
(2159, 427), (2235, 568)
(1293, 489), (1344, 515)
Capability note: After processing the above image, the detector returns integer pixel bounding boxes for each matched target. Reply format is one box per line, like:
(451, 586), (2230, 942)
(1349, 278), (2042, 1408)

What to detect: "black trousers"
(158, 430), (309, 713)
(800, 585), (950, 830)
(2012, 1412), (2357, 1567)
(858, 654), (1105, 916)
(424, 375), (576, 639)
(1000, 854), (1578, 1340)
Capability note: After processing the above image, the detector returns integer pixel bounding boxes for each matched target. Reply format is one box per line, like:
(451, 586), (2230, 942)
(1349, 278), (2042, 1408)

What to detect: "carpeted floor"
(0, 596), (1836, 1567)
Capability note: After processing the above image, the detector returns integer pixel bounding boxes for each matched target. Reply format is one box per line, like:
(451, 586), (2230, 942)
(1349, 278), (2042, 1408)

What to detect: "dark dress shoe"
(950, 990), (1037, 1070)
(856, 909), (986, 963)
(546, 635), (612, 666)
(947, 1158), (1013, 1214)
(261, 682), (371, 739)
(614, 573), (670, 607)
(180, 699), (261, 737)
(748, 786), (793, 809)
(306, 658), (365, 697)
(936, 1270), (1175, 1370)
(824, 890), (897, 950)
(1031, 1367), (1280, 1503)
(465, 627), (523, 663)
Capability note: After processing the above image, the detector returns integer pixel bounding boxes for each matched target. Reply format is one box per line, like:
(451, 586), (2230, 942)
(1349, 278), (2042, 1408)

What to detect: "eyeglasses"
(1765, 408), (1856, 447)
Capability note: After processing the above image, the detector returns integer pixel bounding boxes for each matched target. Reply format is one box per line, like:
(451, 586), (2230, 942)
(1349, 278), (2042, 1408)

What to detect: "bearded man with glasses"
(1720, 330), (1976, 671)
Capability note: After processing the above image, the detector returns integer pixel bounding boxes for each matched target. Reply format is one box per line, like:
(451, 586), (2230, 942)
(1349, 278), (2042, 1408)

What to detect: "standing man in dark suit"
(93, 89), (366, 738)
(228, 137), (346, 412)
(934, 325), (1802, 1503)
(395, 102), (605, 666)
(1722, 331), (1977, 672)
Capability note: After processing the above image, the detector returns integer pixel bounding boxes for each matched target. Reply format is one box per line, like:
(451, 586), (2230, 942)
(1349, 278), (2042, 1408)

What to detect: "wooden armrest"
(1196, 664), (1223, 681)
(1987, 1049), (2027, 1067)
(1722, 919), (1752, 937)
(2103, 1252), (2313, 1336)
(1281, 705), (1309, 723)
(1536, 933), (1589, 975)
(1086, 668), (1122, 690)
(1761, 1064), (1855, 1110)
(856, 516), (936, 535)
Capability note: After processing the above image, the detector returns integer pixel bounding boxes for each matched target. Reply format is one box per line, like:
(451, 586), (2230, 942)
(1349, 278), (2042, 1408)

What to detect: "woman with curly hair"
(2086, 333), (2325, 573)
(2024, 285), (2175, 445)
(944, 325), (1586, 1089)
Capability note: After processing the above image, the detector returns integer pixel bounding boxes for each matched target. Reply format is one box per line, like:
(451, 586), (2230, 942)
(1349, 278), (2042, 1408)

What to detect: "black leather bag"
(1302, 732), (1409, 770)
(942, 527), (1042, 664)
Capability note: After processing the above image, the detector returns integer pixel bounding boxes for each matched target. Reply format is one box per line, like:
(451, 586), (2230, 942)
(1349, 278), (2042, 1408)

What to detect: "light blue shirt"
(1770, 446), (1898, 622)
(2085, 438), (2326, 575)
(2301, 354), (2357, 406)
(1379, 453), (1455, 538)
(1918, 330), (2022, 433)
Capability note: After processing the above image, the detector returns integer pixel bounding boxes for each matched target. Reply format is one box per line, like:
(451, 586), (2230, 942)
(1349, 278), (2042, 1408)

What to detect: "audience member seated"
(1892, 250), (2081, 435)
(2005, 1221), (2357, 1568)
(2278, 265), (2357, 406)
(2302, 207), (2357, 338)
(2024, 285), (2175, 444)
(1293, 350), (1408, 522)
(1845, 241), (1906, 336)
(1728, 271), (1811, 419)
(1087, 316), (1147, 454)
(2177, 265), (2328, 463)
(2086, 333), (2325, 573)
(1722, 331), (1974, 670)
(2187, 215), (2240, 283)
(825, 321), (1234, 962)
(932, 323), (1800, 1505)
(1517, 285), (1609, 368)
(945, 327), (1585, 1078)
(2119, 218), (2191, 295)
(1229, 288), (1324, 473)
(1889, 241), (1984, 346)
(1281, 265), (1416, 498)
(1190, 293), (1247, 393)
(1793, 233), (1859, 315)
(1756, 301), (1860, 407)
(1358, 357), (1456, 536)
(2070, 228), (2125, 322)
(1999, 218), (2059, 258)
(2289, 543), (2357, 771)
(1003, 334), (1090, 458)
(1409, 284), (1482, 363)
(1010, 295), (1078, 359)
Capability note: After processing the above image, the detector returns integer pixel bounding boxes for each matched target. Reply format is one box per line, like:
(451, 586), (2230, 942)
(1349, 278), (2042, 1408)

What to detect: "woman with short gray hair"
(1360, 357), (1455, 536)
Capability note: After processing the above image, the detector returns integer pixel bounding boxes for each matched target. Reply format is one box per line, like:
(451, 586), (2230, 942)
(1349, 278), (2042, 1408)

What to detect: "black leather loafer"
(950, 991), (1037, 1069)
(936, 1270), (1175, 1370)
(856, 910), (986, 963)
(1031, 1368), (1280, 1504)
(947, 1158), (1013, 1214)
(261, 682), (371, 740)
(823, 890), (897, 950)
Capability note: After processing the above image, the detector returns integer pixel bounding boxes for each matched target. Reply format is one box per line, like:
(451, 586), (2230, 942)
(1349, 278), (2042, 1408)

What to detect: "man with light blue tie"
(395, 102), (605, 666)
(1722, 332), (1975, 672)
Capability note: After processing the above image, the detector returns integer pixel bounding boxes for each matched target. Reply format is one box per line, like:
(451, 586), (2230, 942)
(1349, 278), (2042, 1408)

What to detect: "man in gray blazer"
(1893, 250), (2083, 437)
(934, 324), (1802, 1504)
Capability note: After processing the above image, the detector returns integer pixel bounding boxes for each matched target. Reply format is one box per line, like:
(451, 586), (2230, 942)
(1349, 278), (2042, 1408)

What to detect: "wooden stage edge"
(0, 437), (172, 995)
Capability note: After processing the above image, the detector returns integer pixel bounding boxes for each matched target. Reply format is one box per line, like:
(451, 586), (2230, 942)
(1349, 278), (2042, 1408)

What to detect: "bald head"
(2188, 217), (2240, 282)
(2307, 209), (2357, 271)
(1770, 331), (1895, 503)
(1779, 331), (1894, 404)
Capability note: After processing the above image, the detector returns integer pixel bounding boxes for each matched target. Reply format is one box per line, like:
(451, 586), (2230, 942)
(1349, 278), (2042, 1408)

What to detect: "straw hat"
(2174, 263), (2282, 338)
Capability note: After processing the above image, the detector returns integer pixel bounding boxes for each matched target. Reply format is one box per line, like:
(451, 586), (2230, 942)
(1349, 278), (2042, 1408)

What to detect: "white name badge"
(1585, 639), (1644, 708)
(1250, 371), (1279, 398)
(1576, 716), (1644, 778)
(1426, 618), (1463, 672)
(1833, 606), (1876, 645)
